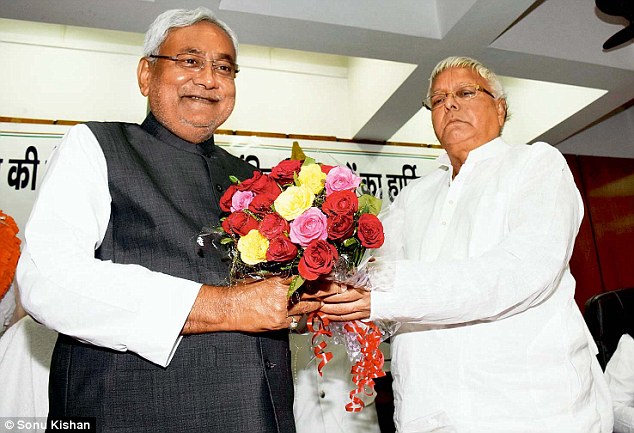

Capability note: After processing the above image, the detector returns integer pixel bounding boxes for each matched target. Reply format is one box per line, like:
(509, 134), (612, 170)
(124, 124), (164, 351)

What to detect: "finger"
(320, 289), (365, 303)
(288, 300), (321, 316)
(320, 312), (370, 322)
(319, 299), (369, 316)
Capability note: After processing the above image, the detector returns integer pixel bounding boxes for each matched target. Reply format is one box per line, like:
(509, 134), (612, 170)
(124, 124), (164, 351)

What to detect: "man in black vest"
(17, 7), (318, 432)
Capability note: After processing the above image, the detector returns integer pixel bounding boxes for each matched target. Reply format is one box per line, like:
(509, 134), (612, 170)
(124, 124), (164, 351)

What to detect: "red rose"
(270, 159), (302, 185)
(357, 213), (384, 248)
(327, 213), (355, 241)
(266, 235), (299, 262)
(258, 213), (289, 240)
(248, 193), (277, 216)
(298, 239), (339, 280)
(320, 164), (334, 174)
(238, 171), (281, 198)
(322, 190), (358, 215)
(219, 184), (238, 213)
(221, 211), (259, 237)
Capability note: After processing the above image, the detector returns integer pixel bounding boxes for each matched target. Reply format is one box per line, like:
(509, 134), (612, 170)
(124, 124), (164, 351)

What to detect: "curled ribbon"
(307, 311), (333, 376)
(343, 320), (385, 412)
(307, 312), (386, 412)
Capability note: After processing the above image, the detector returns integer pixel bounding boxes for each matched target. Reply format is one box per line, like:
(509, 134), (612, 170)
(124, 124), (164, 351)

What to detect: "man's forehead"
(162, 22), (235, 57)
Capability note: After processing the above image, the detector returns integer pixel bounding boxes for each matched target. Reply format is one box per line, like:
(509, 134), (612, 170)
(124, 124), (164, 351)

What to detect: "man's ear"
(137, 58), (152, 97)
(496, 98), (507, 128)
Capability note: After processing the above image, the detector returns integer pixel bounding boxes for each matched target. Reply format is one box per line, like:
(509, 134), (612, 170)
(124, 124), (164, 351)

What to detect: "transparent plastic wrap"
(324, 254), (399, 364)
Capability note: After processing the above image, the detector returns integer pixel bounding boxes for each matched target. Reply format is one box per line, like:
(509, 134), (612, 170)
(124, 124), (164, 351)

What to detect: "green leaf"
(220, 237), (233, 245)
(229, 175), (240, 185)
(342, 237), (359, 248)
(358, 194), (382, 215)
(302, 156), (316, 166)
(287, 275), (305, 297)
(291, 141), (306, 161)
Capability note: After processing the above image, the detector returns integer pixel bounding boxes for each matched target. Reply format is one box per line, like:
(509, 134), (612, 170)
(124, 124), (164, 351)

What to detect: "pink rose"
(289, 207), (328, 247)
(325, 166), (362, 196)
(230, 190), (255, 212)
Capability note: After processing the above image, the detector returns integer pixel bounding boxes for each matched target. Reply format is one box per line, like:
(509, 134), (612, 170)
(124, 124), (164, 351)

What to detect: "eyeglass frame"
(148, 53), (240, 78)
(423, 83), (496, 111)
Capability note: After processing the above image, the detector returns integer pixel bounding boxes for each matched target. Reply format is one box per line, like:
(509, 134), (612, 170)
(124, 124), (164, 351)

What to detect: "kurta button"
(319, 391), (325, 398)
(264, 360), (276, 369)
(215, 184), (223, 192)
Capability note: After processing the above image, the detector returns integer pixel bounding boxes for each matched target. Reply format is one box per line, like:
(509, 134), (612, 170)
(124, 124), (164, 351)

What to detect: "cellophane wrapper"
(324, 253), (399, 364)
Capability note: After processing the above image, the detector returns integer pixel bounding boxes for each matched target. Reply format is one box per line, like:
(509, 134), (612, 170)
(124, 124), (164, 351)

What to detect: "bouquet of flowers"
(201, 143), (388, 411)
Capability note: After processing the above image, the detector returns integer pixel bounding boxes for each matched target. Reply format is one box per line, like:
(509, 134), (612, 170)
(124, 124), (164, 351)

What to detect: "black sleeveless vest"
(48, 114), (296, 433)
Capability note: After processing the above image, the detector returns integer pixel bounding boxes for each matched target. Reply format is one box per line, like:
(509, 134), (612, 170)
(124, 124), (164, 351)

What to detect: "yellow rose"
(237, 229), (269, 265)
(274, 184), (315, 221)
(297, 163), (326, 195)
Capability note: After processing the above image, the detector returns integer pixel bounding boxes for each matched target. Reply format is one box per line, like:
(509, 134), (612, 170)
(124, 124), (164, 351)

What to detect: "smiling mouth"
(184, 95), (220, 103)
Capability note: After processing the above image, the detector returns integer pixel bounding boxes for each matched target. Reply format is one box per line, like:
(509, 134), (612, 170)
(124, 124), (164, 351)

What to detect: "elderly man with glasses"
(318, 56), (613, 432)
(17, 7), (318, 432)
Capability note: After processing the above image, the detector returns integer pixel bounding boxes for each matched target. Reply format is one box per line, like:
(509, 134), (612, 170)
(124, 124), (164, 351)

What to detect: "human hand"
(183, 276), (321, 334)
(318, 287), (371, 322)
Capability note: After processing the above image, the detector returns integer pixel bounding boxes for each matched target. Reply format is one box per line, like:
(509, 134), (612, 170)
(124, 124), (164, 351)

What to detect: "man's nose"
(443, 92), (459, 110)
(193, 64), (219, 88)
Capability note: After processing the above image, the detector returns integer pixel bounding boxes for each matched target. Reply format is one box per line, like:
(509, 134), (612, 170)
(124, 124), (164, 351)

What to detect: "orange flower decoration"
(0, 210), (21, 300)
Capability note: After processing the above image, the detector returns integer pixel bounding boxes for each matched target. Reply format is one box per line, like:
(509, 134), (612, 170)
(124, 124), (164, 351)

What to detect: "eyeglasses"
(423, 84), (495, 111)
(149, 53), (239, 79)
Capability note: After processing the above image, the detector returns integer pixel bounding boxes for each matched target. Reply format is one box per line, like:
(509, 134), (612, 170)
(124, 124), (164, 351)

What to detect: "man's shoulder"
(84, 120), (139, 134)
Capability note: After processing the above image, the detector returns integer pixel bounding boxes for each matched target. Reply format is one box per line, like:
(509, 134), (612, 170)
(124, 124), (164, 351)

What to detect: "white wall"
(0, 18), (358, 139)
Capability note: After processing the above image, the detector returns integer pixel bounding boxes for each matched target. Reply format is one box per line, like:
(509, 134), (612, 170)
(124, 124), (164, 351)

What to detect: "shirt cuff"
(126, 278), (202, 367)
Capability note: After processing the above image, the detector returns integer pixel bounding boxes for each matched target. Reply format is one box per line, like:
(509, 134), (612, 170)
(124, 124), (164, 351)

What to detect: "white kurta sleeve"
(17, 124), (201, 367)
(370, 143), (583, 324)
(605, 334), (634, 433)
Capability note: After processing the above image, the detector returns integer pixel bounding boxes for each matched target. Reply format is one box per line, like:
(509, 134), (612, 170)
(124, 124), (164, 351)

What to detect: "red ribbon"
(307, 312), (386, 412)
(307, 312), (333, 375)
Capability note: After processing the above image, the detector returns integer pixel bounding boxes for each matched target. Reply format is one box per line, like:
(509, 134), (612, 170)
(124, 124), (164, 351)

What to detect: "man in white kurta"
(319, 56), (612, 432)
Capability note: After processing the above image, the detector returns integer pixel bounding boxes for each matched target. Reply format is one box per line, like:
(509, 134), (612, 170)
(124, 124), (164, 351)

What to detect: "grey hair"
(427, 56), (509, 122)
(143, 7), (239, 60)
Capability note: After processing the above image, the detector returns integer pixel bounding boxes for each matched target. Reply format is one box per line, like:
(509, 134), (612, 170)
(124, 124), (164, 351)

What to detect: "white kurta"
(0, 316), (56, 422)
(291, 333), (381, 433)
(604, 333), (634, 433)
(16, 125), (201, 367)
(369, 138), (612, 432)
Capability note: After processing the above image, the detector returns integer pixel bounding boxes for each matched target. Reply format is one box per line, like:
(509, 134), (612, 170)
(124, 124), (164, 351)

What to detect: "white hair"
(427, 56), (509, 121)
(143, 7), (238, 60)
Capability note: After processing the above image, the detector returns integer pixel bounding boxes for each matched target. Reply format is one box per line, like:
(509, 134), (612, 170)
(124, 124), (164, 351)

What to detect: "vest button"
(264, 360), (276, 369)
(215, 183), (223, 192)
(319, 391), (325, 398)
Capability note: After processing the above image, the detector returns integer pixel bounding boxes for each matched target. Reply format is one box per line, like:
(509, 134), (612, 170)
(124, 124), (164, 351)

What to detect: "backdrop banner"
(0, 122), (444, 241)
